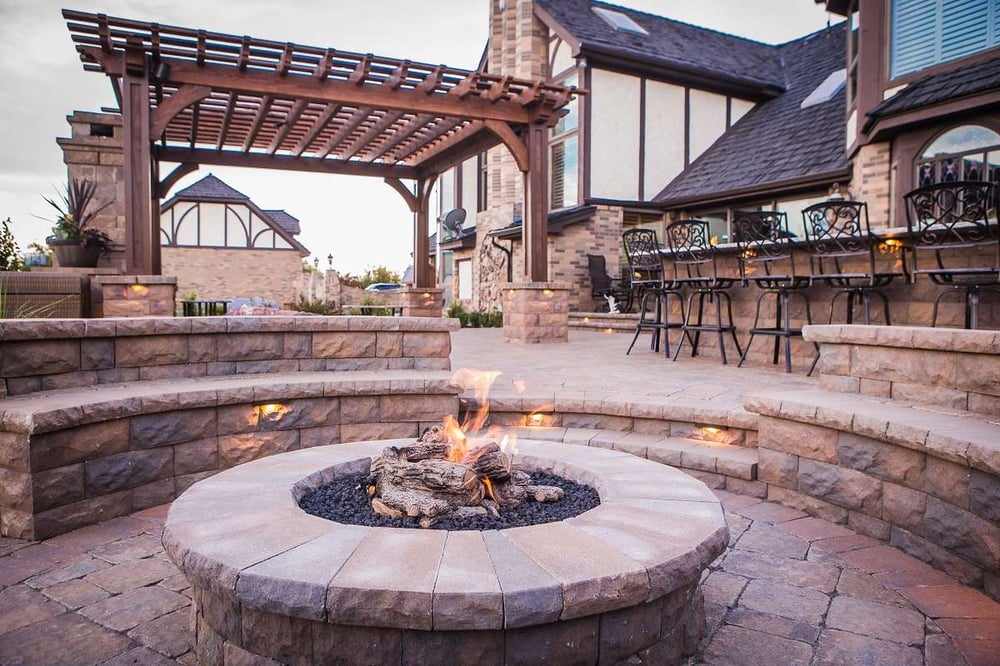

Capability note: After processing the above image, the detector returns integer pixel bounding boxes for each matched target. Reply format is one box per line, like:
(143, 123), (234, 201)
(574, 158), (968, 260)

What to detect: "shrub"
(294, 296), (339, 315)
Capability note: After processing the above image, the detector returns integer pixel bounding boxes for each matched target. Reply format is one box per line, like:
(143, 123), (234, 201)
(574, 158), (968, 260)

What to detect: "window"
(801, 69), (847, 109)
(550, 73), (579, 210)
(592, 7), (649, 36)
(917, 124), (1000, 187)
(891, 0), (1000, 79)
(457, 259), (473, 300)
(477, 152), (489, 212)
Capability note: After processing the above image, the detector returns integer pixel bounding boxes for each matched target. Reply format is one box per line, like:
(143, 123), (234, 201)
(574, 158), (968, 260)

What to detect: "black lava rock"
(298, 472), (600, 530)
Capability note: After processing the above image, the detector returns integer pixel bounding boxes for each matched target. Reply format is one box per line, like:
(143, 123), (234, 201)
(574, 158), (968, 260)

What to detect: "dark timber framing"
(64, 10), (577, 283)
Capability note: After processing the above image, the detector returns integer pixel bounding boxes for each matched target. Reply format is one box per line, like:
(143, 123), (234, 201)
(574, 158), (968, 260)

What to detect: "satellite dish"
(440, 208), (466, 234)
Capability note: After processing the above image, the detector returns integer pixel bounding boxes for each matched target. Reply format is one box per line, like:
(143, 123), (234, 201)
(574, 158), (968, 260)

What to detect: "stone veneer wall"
(93, 275), (177, 317)
(0, 316), (455, 397)
(747, 324), (1000, 600)
(0, 316), (460, 540)
(809, 325), (1000, 413)
(162, 246), (304, 305)
(503, 283), (571, 343)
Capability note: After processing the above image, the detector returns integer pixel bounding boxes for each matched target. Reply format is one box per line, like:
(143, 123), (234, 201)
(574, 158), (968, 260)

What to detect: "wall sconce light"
(256, 403), (289, 423)
(128, 284), (149, 297)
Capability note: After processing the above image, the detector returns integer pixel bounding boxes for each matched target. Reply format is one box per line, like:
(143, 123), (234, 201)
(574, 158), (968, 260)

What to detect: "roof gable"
(173, 173), (250, 201)
(654, 24), (850, 206)
(263, 210), (302, 236)
(537, 0), (785, 94)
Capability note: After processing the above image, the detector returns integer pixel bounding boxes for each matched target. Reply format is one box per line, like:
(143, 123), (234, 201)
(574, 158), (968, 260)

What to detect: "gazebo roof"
(63, 10), (579, 180)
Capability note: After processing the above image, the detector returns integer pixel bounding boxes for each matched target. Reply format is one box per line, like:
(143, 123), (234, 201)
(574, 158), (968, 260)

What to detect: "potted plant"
(43, 179), (113, 268)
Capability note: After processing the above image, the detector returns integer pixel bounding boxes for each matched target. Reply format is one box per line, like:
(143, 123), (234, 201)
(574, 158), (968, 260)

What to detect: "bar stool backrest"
(732, 211), (795, 279)
(665, 219), (717, 281)
(622, 228), (663, 288)
(801, 200), (875, 277)
(904, 181), (999, 263)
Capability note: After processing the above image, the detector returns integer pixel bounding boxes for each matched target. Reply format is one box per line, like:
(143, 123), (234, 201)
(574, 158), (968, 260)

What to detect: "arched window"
(917, 125), (1000, 187)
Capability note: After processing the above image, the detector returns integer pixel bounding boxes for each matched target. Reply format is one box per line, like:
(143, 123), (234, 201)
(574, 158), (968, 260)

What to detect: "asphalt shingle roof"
(654, 24), (849, 205)
(173, 174), (250, 201)
(538, 0), (785, 92)
(866, 56), (1000, 126)
(263, 210), (301, 236)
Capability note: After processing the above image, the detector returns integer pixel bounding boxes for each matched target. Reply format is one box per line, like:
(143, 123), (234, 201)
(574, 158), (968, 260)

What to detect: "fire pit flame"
(368, 369), (563, 526)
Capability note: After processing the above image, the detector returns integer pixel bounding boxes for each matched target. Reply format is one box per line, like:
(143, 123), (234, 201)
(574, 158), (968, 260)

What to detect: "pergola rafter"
(64, 10), (580, 284)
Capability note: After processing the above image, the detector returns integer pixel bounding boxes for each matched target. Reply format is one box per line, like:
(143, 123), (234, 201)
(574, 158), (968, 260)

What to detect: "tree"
(0, 218), (23, 271)
(358, 265), (401, 287)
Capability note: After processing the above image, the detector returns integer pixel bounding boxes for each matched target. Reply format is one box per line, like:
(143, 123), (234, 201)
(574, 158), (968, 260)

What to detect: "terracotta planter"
(47, 239), (101, 268)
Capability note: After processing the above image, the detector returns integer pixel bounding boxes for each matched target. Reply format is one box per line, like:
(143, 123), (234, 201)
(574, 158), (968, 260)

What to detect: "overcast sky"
(0, 1), (833, 277)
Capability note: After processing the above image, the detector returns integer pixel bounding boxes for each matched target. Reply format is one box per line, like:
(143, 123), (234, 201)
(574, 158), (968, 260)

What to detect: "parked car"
(364, 283), (402, 292)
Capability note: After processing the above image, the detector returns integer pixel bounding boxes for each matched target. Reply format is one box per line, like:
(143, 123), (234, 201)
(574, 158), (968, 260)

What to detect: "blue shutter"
(942, 0), (990, 61)
(891, 0), (939, 78)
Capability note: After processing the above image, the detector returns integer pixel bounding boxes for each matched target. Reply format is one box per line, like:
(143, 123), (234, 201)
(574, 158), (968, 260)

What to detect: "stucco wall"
(644, 81), (686, 198)
(689, 89), (729, 162)
(590, 68), (642, 200)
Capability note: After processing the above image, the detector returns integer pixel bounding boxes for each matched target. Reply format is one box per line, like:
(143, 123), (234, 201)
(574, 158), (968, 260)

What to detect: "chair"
(801, 200), (903, 325)
(664, 220), (742, 364)
(587, 254), (632, 313)
(622, 229), (685, 356)
(732, 211), (815, 373)
(904, 180), (1000, 329)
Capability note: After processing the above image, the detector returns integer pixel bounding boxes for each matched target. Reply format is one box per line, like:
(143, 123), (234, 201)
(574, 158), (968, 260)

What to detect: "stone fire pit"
(163, 439), (728, 665)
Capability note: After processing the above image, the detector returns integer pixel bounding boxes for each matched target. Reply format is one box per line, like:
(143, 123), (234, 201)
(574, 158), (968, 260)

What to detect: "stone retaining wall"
(0, 316), (460, 540)
(0, 316), (456, 397)
(807, 324), (1000, 414)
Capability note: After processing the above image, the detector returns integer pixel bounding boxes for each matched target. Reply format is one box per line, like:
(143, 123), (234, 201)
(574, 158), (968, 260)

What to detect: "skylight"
(800, 69), (847, 109)
(593, 7), (649, 36)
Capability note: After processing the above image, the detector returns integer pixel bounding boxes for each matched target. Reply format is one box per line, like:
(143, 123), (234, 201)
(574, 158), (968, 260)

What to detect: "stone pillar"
(502, 282), (570, 343)
(401, 287), (444, 318)
(57, 111), (127, 273)
(850, 142), (893, 229)
(93, 275), (177, 317)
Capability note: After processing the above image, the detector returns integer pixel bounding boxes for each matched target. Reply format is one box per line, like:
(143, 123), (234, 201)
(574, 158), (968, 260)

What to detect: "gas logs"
(368, 426), (565, 528)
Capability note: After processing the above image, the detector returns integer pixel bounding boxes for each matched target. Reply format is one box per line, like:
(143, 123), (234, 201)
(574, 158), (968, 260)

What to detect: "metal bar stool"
(622, 228), (686, 357)
(904, 180), (1000, 329)
(801, 200), (904, 325)
(664, 220), (742, 364)
(732, 211), (816, 373)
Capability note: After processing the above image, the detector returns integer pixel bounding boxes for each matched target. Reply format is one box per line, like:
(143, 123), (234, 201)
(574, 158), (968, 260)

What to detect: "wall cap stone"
(804, 325), (1000, 355)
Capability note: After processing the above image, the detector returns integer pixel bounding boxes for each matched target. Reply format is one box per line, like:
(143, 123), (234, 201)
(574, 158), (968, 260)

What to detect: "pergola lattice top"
(64, 10), (578, 180)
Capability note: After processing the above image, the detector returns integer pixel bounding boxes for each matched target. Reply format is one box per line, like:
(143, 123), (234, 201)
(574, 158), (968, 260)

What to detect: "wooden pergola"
(64, 10), (578, 285)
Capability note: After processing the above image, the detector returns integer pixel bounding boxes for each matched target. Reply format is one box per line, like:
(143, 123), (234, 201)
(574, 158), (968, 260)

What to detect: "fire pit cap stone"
(164, 439), (728, 630)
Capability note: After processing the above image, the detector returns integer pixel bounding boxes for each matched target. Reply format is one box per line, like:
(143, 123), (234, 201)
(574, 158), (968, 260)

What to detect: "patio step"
(502, 426), (761, 496)
(569, 311), (637, 333)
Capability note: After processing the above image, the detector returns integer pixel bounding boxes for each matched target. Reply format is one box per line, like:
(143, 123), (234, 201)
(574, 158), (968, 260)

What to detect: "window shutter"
(551, 142), (566, 210)
(891, 0), (938, 78)
(942, 0), (989, 61)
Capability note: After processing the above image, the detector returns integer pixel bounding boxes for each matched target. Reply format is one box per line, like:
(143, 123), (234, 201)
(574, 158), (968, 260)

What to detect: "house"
(438, 0), (1000, 313)
(159, 174), (310, 304)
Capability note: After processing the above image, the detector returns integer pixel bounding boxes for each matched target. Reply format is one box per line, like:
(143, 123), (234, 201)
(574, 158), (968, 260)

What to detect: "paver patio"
(0, 330), (996, 665)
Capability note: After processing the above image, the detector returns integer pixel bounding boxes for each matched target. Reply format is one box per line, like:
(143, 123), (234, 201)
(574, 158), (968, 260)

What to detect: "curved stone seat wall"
(0, 316), (459, 541)
(0, 316), (455, 397)
(749, 325), (1000, 601)
(809, 324), (1000, 414)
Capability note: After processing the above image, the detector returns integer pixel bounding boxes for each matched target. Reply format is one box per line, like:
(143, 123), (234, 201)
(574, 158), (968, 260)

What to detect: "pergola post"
(121, 37), (155, 274)
(524, 123), (549, 281)
(385, 176), (438, 288)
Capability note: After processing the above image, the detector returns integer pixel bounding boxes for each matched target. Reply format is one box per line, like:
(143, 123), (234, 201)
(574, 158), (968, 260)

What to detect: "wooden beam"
(404, 120), (484, 166)
(339, 110), (404, 161)
(524, 124), (549, 281)
(415, 129), (502, 179)
(122, 66), (155, 274)
(292, 103), (340, 156)
(484, 119), (528, 172)
(157, 162), (199, 199)
(384, 177), (418, 212)
(155, 146), (419, 179)
(413, 175), (438, 288)
(268, 99), (308, 153)
(316, 107), (369, 158)
(215, 91), (236, 150)
(242, 95), (273, 152)
(150, 84), (211, 138)
(157, 58), (534, 123)
(363, 113), (435, 163)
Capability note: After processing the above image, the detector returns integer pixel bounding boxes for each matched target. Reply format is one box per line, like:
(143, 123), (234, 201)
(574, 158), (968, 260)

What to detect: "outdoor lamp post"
(313, 257), (319, 269)
(327, 254), (333, 268)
